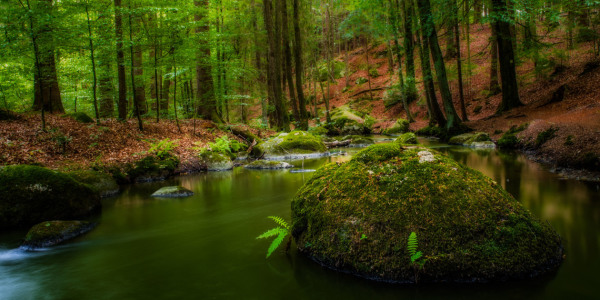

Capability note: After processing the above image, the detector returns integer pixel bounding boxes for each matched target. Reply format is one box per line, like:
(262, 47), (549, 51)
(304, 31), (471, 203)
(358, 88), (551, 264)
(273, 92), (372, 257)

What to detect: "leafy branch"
(256, 216), (291, 258)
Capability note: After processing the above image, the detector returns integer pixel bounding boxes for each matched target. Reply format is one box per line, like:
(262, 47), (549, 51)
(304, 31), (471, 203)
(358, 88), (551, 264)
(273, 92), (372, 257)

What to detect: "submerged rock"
(245, 160), (293, 170)
(291, 144), (563, 283)
(395, 132), (419, 145)
(449, 132), (496, 149)
(250, 131), (327, 159)
(69, 170), (119, 198)
(21, 220), (96, 250)
(0, 165), (101, 229)
(199, 151), (234, 171)
(151, 186), (194, 198)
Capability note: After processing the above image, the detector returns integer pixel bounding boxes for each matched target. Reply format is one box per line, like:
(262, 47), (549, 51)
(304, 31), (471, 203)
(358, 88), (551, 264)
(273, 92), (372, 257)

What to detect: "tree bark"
(292, 0), (308, 130)
(417, 0), (461, 131)
(114, 0), (127, 120)
(402, 0), (417, 103)
(194, 0), (221, 123)
(492, 0), (523, 112)
(32, 0), (63, 114)
(281, 0), (299, 125)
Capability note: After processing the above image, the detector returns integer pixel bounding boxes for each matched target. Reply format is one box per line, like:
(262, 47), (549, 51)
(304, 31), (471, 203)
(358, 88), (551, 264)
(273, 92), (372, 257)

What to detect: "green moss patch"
(250, 131), (327, 158)
(0, 165), (101, 229)
(291, 144), (563, 283)
(327, 106), (374, 136)
(382, 119), (410, 135)
(62, 112), (94, 123)
(198, 150), (233, 171)
(68, 170), (119, 198)
(245, 160), (293, 170)
(151, 186), (194, 198)
(129, 153), (180, 182)
(22, 220), (96, 249)
(449, 132), (495, 148)
(395, 132), (419, 145)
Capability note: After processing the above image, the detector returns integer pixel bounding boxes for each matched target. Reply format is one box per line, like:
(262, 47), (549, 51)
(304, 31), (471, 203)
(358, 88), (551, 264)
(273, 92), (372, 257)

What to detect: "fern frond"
(266, 232), (287, 258)
(407, 232), (419, 256)
(410, 251), (423, 263)
(268, 216), (290, 230)
(256, 228), (285, 240)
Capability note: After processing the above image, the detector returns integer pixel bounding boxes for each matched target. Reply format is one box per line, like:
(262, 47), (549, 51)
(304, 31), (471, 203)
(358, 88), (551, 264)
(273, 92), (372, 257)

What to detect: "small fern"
(407, 232), (424, 264)
(256, 216), (290, 258)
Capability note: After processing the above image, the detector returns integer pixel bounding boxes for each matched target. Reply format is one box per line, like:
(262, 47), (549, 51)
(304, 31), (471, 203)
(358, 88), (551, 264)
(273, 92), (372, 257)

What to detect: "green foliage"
(148, 139), (179, 160)
(49, 129), (72, 154)
(564, 135), (574, 146)
(63, 112), (94, 123)
(535, 127), (559, 147)
(208, 136), (247, 159)
(407, 232), (423, 264)
(498, 133), (519, 149)
(355, 77), (368, 85)
(256, 216), (290, 258)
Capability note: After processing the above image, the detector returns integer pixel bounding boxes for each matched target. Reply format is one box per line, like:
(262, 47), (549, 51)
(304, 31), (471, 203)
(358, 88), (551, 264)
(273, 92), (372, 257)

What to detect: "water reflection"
(0, 140), (598, 299)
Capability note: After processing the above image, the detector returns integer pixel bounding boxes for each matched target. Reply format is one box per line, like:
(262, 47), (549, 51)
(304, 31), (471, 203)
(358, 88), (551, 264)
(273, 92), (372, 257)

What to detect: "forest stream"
(0, 137), (598, 299)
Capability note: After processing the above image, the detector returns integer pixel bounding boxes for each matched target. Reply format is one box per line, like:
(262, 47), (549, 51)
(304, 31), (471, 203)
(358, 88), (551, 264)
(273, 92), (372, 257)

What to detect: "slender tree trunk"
(85, 2), (100, 124)
(292, 0), (308, 130)
(452, 0), (467, 121)
(98, 1), (114, 118)
(31, 0), (63, 114)
(194, 0), (221, 123)
(390, 0), (413, 122)
(128, 0), (143, 131)
(402, 0), (417, 103)
(417, 0), (461, 131)
(489, 25), (501, 96)
(492, 0), (523, 112)
(114, 0), (127, 120)
(281, 0), (299, 125)
(415, 0), (446, 127)
(364, 38), (374, 102)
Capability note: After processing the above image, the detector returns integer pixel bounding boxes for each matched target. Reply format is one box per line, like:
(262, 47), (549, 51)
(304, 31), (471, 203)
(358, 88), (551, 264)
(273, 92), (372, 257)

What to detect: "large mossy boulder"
(69, 170), (119, 198)
(449, 132), (495, 149)
(328, 106), (374, 136)
(0, 165), (101, 229)
(21, 220), (96, 250)
(250, 131), (327, 159)
(198, 150), (234, 171)
(291, 144), (563, 283)
(382, 119), (410, 135)
(129, 153), (180, 182)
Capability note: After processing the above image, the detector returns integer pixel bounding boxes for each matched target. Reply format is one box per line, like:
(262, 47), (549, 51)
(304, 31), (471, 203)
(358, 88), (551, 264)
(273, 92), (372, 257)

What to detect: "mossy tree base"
(291, 144), (563, 283)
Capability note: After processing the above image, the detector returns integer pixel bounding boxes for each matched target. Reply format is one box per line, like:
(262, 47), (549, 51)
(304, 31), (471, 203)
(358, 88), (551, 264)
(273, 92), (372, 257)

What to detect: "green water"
(1, 139), (599, 299)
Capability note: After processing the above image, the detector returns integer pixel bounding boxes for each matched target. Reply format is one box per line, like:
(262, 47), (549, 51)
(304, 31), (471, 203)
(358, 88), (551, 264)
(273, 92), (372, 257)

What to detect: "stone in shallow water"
(21, 220), (96, 250)
(151, 186), (194, 198)
(245, 160), (294, 170)
(291, 143), (563, 283)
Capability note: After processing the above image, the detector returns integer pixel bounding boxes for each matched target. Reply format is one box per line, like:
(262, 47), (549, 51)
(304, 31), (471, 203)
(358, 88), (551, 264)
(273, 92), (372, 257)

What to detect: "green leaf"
(268, 216), (290, 230)
(256, 227), (285, 240)
(266, 232), (287, 258)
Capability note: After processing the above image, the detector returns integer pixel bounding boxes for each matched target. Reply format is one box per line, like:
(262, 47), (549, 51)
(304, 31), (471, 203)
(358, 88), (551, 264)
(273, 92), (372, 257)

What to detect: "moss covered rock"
(344, 135), (375, 147)
(21, 220), (96, 250)
(449, 132), (495, 149)
(395, 132), (419, 145)
(250, 131), (327, 159)
(69, 170), (119, 198)
(291, 144), (563, 283)
(328, 106), (373, 136)
(129, 153), (180, 182)
(382, 119), (410, 135)
(199, 150), (233, 171)
(62, 112), (94, 123)
(151, 186), (194, 198)
(0, 165), (101, 229)
(245, 160), (293, 169)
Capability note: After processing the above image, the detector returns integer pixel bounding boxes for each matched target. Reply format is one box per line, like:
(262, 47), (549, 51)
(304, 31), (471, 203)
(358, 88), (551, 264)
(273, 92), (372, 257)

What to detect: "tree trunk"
(85, 3), (100, 124)
(492, 0), (523, 112)
(402, 0), (417, 103)
(114, 0), (127, 120)
(31, 0), (63, 114)
(98, 1), (114, 119)
(452, 1), (467, 121)
(391, 0), (413, 122)
(415, 0), (446, 127)
(281, 0), (299, 125)
(293, 0), (308, 130)
(128, 0), (143, 131)
(417, 0), (461, 131)
(194, 0), (221, 123)
(489, 25), (501, 96)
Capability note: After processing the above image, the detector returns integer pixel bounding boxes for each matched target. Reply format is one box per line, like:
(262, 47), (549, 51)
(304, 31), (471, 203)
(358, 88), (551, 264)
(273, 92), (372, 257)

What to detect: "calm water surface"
(1, 138), (599, 299)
